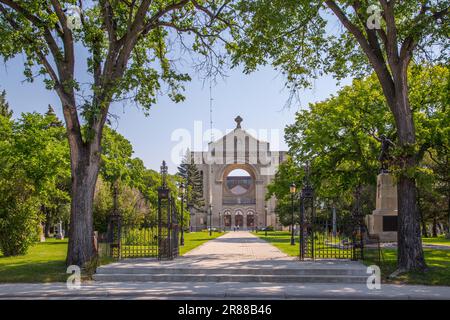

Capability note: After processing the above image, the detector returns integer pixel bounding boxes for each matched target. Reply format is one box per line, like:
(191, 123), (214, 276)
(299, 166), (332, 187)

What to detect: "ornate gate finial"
(234, 115), (243, 129)
(160, 160), (168, 187)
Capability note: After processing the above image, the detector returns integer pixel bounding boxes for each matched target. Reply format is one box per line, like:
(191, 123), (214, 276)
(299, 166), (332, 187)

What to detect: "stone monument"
(38, 223), (46, 242)
(55, 221), (64, 240)
(367, 173), (398, 242)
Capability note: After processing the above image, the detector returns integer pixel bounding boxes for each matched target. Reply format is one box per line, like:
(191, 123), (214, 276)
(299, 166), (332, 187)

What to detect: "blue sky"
(1, 55), (350, 173)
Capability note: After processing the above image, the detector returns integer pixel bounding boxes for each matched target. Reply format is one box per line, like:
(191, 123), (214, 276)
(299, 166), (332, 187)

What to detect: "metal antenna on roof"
(208, 81), (214, 231)
(209, 81), (214, 143)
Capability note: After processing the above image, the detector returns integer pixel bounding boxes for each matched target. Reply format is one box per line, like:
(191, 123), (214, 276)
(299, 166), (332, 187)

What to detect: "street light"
(264, 204), (268, 237)
(179, 182), (185, 246)
(290, 182), (296, 245)
(299, 167), (314, 260)
(209, 204), (213, 236)
(188, 204), (194, 232)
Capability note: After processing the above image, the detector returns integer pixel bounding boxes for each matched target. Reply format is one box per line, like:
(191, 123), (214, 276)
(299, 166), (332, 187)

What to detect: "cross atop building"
(234, 115), (243, 129)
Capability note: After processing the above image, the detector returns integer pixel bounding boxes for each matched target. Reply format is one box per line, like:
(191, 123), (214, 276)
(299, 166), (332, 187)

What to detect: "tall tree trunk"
(447, 193), (450, 235)
(113, 179), (119, 217)
(42, 206), (51, 238)
(391, 65), (426, 272)
(66, 138), (101, 267)
(421, 217), (428, 238)
(416, 188), (428, 237)
(432, 216), (438, 237)
(420, 210), (428, 238)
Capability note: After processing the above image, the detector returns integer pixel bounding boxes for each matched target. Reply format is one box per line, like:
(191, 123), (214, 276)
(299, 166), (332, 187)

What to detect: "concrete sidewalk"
(1, 282), (450, 299)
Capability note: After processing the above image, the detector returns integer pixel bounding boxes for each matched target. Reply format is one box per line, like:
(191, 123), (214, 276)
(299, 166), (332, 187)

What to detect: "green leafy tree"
(15, 112), (71, 236)
(0, 112), (38, 256)
(100, 126), (133, 231)
(177, 150), (204, 230)
(0, 177), (41, 256)
(0, 114), (40, 255)
(231, 0), (449, 272)
(412, 65), (450, 235)
(0, 107), (71, 254)
(275, 64), (449, 253)
(45, 105), (63, 127)
(0, 89), (12, 118)
(265, 157), (303, 227)
(41, 105), (71, 237)
(416, 155), (448, 237)
(0, 0), (233, 266)
(178, 150), (204, 210)
(96, 128), (182, 231)
(282, 72), (391, 224)
(93, 175), (149, 232)
(93, 176), (113, 233)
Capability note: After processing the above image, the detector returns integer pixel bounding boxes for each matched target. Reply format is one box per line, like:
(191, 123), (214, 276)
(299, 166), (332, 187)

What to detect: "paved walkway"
(184, 231), (290, 260)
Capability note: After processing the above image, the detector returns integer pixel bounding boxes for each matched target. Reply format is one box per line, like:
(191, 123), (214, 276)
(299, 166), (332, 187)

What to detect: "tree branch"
(191, 0), (233, 28)
(0, 0), (66, 79)
(142, 0), (190, 35)
(0, 4), (60, 85)
(100, 0), (117, 44)
(49, 0), (75, 76)
(325, 0), (396, 108)
(379, 0), (399, 64)
(352, 1), (387, 70)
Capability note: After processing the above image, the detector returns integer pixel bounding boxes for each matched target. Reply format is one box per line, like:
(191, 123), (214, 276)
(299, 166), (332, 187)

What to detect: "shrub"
(0, 165), (43, 256)
(0, 191), (41, 256)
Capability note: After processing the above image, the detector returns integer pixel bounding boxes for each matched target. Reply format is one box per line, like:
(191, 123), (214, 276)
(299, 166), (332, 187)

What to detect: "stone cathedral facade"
(190, 116), (287, 231)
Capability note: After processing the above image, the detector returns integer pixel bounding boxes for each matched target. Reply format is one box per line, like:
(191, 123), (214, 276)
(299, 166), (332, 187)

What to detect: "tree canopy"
(268, 64), (449, 237)
(230, 0), (449, 272)
(0, 0), (234, 266)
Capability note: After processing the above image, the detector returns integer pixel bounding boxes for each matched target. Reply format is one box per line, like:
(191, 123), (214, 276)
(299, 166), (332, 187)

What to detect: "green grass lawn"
(255, 231), (450, 286)
(0, 238), (68, 283)
(0, 231), (224, 283)
(363, 248), (450, 286)
(253, 231), (300, 257)
(422, 236), (450, 247)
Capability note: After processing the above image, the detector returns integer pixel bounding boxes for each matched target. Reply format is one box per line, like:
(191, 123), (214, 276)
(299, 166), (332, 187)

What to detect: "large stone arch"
(222, 164), (256, 207)
(215, 163), (261, 183)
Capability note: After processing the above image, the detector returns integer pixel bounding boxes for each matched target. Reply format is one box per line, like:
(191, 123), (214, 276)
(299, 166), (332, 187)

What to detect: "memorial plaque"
(383, 216), (398, 232)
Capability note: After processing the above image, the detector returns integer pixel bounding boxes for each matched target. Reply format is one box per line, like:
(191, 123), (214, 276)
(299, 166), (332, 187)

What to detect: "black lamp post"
(290, 182), (296, 245)
(179, 182), (185, 246)
(188, 204), (193, 232)
(299, 162), (314, 260)
(209, 204), (213, 236)
(264, 204), (268, 237)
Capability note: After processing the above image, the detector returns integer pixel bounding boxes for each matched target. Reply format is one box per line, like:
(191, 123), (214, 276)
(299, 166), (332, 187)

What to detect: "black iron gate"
(157, 182), (179, 260)
(102, 160), (179, 260)
(299, 183), (363, 261)
(105, 209), (159, 260)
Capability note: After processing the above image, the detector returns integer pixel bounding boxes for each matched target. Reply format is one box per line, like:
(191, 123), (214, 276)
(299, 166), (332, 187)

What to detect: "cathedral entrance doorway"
(235, 212), (244, 228)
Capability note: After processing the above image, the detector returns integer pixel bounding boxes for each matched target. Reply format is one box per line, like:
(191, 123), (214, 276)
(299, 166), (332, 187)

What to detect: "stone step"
(93, 273), (368, 283)
(95, 266), (368, 276)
